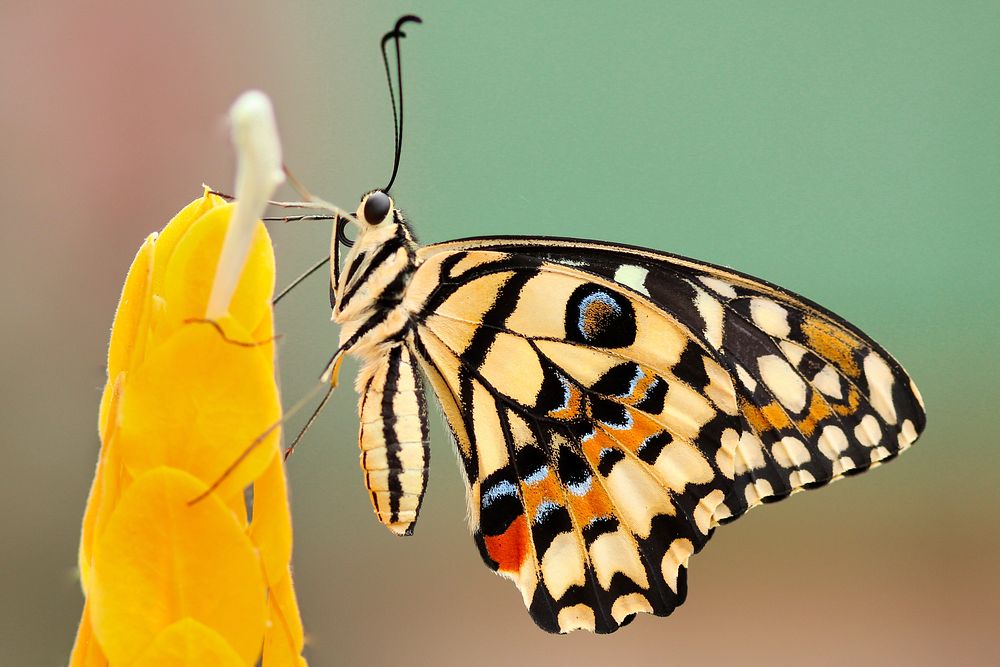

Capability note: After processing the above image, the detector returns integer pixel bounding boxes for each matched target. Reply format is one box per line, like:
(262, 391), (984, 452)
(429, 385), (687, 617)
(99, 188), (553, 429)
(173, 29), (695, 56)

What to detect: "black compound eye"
(363, 190), (392, 224)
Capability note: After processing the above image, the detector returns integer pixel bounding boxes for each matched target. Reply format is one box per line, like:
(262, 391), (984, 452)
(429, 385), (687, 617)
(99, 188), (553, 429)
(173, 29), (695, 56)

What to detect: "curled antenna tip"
(396, 14), (423, 29)
(382, 14), (422, 44)
(380, 14), (423, 193)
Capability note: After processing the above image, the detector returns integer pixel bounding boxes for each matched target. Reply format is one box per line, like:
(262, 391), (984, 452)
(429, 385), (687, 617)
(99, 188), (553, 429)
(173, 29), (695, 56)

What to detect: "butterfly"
(311, 15), (925, 634)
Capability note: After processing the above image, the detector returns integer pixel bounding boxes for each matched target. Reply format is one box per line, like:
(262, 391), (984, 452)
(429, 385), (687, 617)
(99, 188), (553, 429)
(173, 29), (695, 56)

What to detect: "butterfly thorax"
(332, 203), (420, 360)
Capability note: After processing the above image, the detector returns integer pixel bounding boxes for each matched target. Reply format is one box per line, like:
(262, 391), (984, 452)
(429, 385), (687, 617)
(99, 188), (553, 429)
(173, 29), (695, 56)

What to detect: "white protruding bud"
(206, 90), (285, 319)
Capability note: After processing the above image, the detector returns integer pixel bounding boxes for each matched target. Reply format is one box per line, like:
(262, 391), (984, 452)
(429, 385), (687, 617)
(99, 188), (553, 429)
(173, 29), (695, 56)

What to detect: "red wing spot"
(483, 514), (529, 574)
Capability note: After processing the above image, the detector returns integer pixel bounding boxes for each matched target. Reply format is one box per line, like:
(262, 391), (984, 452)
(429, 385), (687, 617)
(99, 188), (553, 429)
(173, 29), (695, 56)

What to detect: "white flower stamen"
(206, 90), (285, 319)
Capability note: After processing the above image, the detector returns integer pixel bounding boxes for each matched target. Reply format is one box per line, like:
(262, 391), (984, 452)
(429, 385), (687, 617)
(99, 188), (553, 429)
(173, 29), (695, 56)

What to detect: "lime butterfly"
(305, 15), (925, 634)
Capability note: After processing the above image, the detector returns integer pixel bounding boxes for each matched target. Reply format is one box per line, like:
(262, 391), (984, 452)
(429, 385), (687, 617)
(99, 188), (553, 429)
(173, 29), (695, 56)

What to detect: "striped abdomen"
(357, 343), (430, 536)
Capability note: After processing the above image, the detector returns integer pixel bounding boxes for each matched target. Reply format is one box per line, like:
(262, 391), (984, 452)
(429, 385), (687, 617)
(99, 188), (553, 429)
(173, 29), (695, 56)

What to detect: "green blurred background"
(2, 1), (998, 664)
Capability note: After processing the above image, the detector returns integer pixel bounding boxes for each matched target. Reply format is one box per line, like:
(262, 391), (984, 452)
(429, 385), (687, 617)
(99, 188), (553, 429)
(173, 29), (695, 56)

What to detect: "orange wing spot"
(567, 480), (615, 528)
(521, 468), (564, 520)
(580, 428), (617, 465)
(741, 399), (771, 434)
(762, 401), (794, 429)
(484, 514), (529, 574)
(796, 391), (833, 437)
(801, 316), (861, 378)
(590, 405), (660, 454)
(833, 386), (861, 416)
(621, 366), (659, 406)
(548, 384), (585, 421)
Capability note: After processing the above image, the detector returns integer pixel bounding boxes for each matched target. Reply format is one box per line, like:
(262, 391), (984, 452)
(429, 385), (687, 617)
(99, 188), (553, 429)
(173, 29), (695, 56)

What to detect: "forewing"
(407, 240), (924, 633)
(419, 238), (926, 493)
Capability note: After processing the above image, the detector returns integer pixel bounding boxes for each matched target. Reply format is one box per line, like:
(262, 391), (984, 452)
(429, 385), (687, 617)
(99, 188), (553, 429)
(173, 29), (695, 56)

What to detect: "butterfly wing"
(402, 238), (925, 634)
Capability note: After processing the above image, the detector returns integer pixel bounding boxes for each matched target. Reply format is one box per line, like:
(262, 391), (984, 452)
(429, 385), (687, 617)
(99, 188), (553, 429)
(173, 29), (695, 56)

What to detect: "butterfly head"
(358, 189), (394, 225)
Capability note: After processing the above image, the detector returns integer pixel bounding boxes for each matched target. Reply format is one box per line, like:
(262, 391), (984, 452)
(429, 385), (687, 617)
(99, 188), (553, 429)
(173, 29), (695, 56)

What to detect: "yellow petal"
(158, 205), (275, 344)
(100, 234), (155, 435)
(69, 601), (108, 667)
(149, 190), (227, 300)
(81, 373), (129, 593)
(116, 322), (280, 500)
(224, 489), (250, 530)
(249, 452), (292, 586)
(251, 302), (276, 372)
(264, 570), (306, 663)
(89, 467), (266, 665)
(133, 618), (246, 667)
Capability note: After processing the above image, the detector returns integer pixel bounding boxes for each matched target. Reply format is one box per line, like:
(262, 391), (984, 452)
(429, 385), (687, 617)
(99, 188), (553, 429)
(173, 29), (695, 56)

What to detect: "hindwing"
(403, 237), (925, 634)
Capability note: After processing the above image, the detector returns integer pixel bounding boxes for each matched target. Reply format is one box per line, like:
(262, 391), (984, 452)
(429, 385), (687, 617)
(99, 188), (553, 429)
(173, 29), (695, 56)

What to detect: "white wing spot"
(898, 418), (918, 450)
(716, 428), (738, 479)
(818, 425), (849, 461)
(854, 414), (881, 447)
(541, 532), (586, 599)
(750, 298), (791, 339)
(589, 530), (649, 589)
(779, 340), (807, 366)
(744, 479), (774, 506)
(735, 363), (757, 392)
(694, 489), (727, 533)
(716, 429), (766, 479)
(789, 469), (816, 488)
(557, 604), (595, 633)
(864, 354), (898, 425)
(772, 437), (811, 468)
(871, 446), (892, 462)
(695, 287), (724, 349)
(660, 538), (694, 593)
(703, 355), (739, 415)
(613, 264), (650, 296)
(759, 354), (808, 413)
(812, 365), (843, 399)
(698, 275), (738, 298)
(831, 456), (856, 476)
(611, 593), (653, 624)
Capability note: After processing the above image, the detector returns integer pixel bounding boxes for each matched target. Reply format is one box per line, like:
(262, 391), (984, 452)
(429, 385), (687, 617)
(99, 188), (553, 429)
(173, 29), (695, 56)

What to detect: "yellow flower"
(72, 93), (306, 666)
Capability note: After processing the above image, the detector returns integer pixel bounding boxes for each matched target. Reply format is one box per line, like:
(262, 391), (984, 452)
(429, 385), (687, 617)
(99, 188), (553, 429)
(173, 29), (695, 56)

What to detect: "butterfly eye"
(363, 191), (392, 224)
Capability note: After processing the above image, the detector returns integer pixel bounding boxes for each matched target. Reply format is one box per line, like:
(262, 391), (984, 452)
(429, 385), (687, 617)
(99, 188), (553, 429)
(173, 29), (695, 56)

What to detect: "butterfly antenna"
(284, 384), (335, 460)
(284, 343), (349, 459)
(273, 254), (331, 305)
(381, 14), (422, 192)
(187, 378), (331, 505)
(189, 343), (349, 504)
(262, 214), (336, 223)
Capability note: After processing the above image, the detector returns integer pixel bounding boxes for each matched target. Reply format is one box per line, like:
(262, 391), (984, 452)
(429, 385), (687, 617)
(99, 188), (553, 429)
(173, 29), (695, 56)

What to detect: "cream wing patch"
(541, 532), (587, 599)
(864, 354), (898, 425)
(589, 530), (649, 590)
(758, 354), (808, 413)
(613, 264), (650, 296)
(750, 298), (791, 339)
